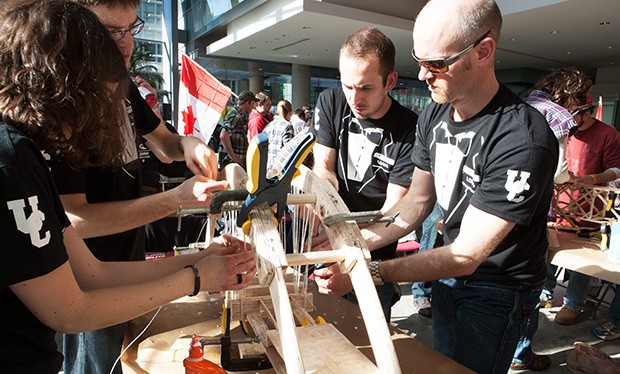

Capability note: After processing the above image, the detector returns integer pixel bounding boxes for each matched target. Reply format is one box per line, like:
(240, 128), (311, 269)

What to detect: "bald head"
(414, 0), (502, 56)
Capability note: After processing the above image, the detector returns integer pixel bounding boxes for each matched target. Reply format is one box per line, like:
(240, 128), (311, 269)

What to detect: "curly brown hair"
(0, 0), (130, 169)
(72, 0), (140, 9)
(532, 67), (592, 111)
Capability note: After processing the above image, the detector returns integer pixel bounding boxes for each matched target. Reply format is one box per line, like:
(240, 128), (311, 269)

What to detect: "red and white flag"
(178, 53), (231, 142)
(596, 96), (603, 121)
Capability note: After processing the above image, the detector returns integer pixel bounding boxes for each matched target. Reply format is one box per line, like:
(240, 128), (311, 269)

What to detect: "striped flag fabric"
(596, 96), (603, 121)
(178, 53), (231, 142)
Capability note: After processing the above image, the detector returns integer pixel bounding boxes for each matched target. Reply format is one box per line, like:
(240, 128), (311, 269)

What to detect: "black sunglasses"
(411, 29), (492, 74)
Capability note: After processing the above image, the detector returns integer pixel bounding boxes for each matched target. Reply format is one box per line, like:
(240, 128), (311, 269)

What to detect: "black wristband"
(184, 265), (200, 296)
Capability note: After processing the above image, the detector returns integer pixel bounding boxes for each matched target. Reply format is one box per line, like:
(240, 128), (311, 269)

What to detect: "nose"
(417, 66), (435, 81)
(350, 87), (364, 105)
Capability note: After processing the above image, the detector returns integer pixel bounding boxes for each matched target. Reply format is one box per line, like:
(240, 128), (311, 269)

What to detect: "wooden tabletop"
(121, 286), (473, 373)
(548, 229), (620, 284)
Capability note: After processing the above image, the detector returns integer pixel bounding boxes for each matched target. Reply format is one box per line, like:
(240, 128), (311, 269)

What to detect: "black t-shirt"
(312, 87), (418, 260)
(48, 84), (160, 262)
(0, 122), (70, 373)
(139, 121), (191, 191)
(413, 84), (558, 284)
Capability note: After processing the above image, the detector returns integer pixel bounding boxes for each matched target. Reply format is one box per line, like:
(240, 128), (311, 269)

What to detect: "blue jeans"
(432, 279), (543, 374)
(609, 291), (620, 326)
(540, 264), (558, 301)
(512, 296), (543, 365)
(563, 271), (594, 310)
(411, 203), (442, 300)
(63, 322), (128, 374)
(347, 282), (399, 320)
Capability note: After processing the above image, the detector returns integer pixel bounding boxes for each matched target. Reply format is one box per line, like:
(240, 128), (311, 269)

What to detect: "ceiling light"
(509, 38), (517, 42)
(600, 21), (611, 26)
(550, 30), (559, 35)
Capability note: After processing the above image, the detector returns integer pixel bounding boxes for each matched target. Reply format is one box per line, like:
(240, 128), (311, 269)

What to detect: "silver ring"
(236, 274), (243, 284)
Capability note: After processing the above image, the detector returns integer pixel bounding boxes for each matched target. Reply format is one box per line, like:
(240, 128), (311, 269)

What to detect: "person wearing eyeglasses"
(47, 1), (220, 373)
(0, 1), (255, 373)
(310, 27), (418, 320)
(313, 1), (558, 372)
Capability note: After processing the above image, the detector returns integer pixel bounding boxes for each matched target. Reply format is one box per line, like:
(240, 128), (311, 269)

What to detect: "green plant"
(129, 46), (165, 90)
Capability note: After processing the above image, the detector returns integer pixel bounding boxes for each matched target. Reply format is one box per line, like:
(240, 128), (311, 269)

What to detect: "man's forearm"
(363, 191), (433, 251)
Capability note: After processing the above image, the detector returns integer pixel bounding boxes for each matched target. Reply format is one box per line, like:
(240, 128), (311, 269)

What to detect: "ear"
(385, 71), (398, 91)
(476, 37), (495, 67)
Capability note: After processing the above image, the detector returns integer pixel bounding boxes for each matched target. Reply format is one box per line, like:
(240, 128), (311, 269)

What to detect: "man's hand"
(311, 230), (333, 251)
(172, 176), (228, 208)
(313, 263), (353, 296)
(180, 136), (219, 179)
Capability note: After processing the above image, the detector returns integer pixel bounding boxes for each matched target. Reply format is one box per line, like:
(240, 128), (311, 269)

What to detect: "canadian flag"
(178, 54), (231, 142)
(596, 96), (603, 121)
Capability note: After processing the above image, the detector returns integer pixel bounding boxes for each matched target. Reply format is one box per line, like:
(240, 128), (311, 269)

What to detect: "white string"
(109, 306), (162, 374)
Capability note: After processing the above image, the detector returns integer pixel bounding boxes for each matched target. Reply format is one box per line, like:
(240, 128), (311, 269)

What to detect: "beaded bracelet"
(184, 265), (200, 297)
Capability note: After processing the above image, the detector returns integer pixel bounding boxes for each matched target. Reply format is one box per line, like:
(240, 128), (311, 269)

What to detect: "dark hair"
(72, 0), (140, 9)
(256, 91), (272, 106)
(340, 28), (395, 84)
(293, 108), (305, 118)
(0, 0), (130, 168)
(533, 67), (592, 111)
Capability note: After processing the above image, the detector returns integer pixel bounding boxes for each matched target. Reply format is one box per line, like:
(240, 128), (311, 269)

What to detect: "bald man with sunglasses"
(314, 1), (558, 372)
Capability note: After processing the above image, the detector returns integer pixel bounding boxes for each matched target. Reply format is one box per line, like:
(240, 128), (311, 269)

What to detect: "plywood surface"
(122, 287), (474, 373)
(267, 323), (378, 373)
(549, 230), (620, 284)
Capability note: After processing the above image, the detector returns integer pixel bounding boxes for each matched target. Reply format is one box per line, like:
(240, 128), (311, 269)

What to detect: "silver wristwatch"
(369, 260), (384, 285)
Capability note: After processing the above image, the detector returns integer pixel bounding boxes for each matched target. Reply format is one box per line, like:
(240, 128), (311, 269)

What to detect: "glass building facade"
(138, 0), (432, 116)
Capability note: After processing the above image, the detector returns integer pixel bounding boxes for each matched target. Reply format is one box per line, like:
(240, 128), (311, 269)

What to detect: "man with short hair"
(218, 90), (257, 169)
(311, 27), (418, 319)
(313, 1), (558, 372)
(53, 1), (224, 373)
(247, 91), (273, 140)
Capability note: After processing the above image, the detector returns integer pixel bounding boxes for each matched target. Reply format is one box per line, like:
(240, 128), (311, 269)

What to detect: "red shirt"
(567, 119), (620, 176)
(247, 110), (272, 141)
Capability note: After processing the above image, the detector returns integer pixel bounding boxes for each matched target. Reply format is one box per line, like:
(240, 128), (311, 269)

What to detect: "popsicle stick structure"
(553, 183), (620, 224)
(201, 164), (400, 374)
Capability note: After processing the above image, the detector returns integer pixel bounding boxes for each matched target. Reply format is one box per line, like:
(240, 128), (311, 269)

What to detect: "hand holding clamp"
(236, 131), (316, 234)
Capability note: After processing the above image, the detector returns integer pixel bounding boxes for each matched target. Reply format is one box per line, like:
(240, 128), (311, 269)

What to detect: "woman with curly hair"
(0, 1), (255, 372)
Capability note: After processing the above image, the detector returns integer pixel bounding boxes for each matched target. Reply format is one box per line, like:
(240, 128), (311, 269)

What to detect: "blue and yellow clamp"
(236, 131), (316, 234)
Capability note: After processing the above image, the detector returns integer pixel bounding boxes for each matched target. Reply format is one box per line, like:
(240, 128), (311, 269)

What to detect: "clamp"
(322, 211), (400, 227)
(236, 131), (316, 234)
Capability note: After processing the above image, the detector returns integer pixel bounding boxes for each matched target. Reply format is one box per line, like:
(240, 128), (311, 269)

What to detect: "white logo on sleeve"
(7, 196), (51, 248)
(505, 170), (531, 203)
